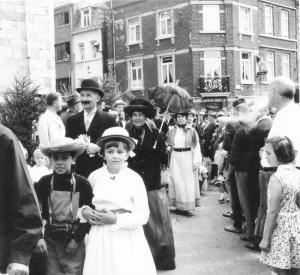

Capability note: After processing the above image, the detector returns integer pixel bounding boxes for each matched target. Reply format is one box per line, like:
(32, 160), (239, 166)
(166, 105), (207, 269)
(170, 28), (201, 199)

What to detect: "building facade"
(108, 0), (299, 110)
(0, 0), (55, 94)
(54, 0), (105, 94)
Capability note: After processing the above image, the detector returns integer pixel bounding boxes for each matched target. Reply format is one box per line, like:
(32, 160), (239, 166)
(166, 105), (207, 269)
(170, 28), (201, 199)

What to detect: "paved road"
(158, 185), (270, 275)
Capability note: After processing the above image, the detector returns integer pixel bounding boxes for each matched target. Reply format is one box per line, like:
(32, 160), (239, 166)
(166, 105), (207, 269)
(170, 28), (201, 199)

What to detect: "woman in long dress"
(77, 127), (156, 275)
(166, 110), (202, 216)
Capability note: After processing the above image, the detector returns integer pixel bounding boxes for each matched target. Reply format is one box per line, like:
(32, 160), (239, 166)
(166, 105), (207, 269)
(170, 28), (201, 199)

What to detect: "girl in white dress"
(77, 127), (156, 275)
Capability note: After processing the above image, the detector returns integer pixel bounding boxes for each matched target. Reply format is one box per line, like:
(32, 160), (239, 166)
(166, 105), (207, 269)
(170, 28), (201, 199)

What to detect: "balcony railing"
(197, 76), (230, 95)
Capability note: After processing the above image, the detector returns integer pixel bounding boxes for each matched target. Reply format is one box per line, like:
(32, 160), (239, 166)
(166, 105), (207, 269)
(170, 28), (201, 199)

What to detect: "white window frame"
(158, 55), (175, 85)
(203, 51), (221, 77)
(79, 44), (85, 61)
(240, 52), (253, 83)
(127, 17), (142, 44)
(265, 6), (273, 36)
(280, 10), (289, 38)
(203, 5), (220, 32)
(239, 6), (252, 35)
(157, 10), (174, 38)
(265, 51), (274, 81)
(81, 8), (91, 28)
(281, 53), (290, 78)
(91, 45), (97, 59)
(128, 59), (143, 90)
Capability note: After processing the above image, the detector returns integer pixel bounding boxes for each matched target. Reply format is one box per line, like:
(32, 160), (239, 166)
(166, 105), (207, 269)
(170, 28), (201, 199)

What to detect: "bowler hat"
(76, 79), (104, 97)
(96, 127), (136, 151)
(124, 99), (155, 118)
(40, 138), (86, 158)
(67, 94), (81, 107)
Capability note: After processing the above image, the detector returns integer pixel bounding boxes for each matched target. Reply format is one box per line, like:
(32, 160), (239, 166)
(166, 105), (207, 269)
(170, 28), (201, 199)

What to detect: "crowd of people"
(0, 75), (300, 275)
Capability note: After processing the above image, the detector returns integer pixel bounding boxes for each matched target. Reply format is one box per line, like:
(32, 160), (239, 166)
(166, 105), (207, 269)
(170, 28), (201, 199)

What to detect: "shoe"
(219, 197), (225, 204)
(245, 243), (261, 252)
(222, 211), (233, 218)
(240, 235), (255, 242)
(224, 225), (242, 234)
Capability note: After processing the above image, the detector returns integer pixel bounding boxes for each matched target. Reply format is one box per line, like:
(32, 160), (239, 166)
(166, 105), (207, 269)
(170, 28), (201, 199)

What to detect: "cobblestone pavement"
(158, 185), (270, 275)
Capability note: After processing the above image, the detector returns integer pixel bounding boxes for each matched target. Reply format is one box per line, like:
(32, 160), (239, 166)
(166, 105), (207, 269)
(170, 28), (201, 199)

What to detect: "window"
(281, 54), (290, 77)
(55, 12), (69, 27)
(130, 60), (142, 88)
(81, 9), (91, 28)
(265, 6), (273, 35)
(239, 7), (252, 34)
(160, 56), (174, 84)
(203, 5), (220, 31)
(55, 42), (70, 61)
(265, 51), (274, 81)
(91, 45), (97, 59)
(129, 18), (141, 43)
(241, 52), (252, 82)
(281, 10), (289, 38)
(56, 78), (70, 93)
(159, 11), (173, 37)
(204, 51), (221, 77)
(79, 44), (85, 61)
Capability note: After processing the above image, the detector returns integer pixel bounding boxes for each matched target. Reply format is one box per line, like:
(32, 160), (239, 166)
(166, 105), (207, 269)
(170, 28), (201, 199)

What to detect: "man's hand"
(65, 239), (79, 255)
(86, 143), (100, 155)
(35, 238), (48, 255)
(7, 263), (29, 275)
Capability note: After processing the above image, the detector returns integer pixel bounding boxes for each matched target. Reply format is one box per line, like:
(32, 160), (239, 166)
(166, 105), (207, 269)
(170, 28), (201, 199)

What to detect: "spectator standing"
(113, 99), (126, 128)
(30, 148), (52, 183)
(38, 92), (65, 147)
(66, 79), (117, 178)
(0, 125), (43, 275)
(60, 94), (82, 127)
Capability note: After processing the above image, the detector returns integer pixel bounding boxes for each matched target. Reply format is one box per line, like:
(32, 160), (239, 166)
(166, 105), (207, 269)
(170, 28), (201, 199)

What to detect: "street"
(158, 185), (270, 275)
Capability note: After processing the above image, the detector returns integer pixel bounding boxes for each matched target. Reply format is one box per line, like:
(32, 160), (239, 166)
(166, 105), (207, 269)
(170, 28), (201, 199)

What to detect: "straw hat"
(40, 138), (86, 158)
(112, 99), (126, 109)
(96, 127), (136, 151)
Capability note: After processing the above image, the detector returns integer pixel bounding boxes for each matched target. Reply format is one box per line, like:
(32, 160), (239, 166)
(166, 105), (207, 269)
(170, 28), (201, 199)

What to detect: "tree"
(0, 73), (46, 158)
(99, 65), (135, 107)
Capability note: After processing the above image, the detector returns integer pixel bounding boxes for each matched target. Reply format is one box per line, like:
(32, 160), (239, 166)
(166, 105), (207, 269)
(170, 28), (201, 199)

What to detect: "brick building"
(54, 0), (105, 94)
(108, 0), (299, 110)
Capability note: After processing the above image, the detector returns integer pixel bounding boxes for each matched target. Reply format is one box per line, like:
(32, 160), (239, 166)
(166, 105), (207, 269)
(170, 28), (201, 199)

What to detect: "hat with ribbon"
(112, 99), (126, 109)
(124, 99), (155, 118)
(96, 127), (136, 151)
(76, 79), (104, 97)
(40, 138), (86, 158)
(67, 94), (81, 107)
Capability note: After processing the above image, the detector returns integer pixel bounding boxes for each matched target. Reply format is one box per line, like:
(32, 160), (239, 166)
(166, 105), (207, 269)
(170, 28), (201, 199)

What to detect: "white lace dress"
(82, 166), (156, 275)
(260, 164), (300, 269)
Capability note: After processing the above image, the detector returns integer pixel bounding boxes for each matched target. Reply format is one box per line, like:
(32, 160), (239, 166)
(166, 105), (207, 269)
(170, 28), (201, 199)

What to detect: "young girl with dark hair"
(260, 136), (300, 275)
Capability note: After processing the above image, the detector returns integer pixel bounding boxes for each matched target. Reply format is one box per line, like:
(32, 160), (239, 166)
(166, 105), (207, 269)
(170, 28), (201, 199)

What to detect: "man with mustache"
(66, 79), (117, 178)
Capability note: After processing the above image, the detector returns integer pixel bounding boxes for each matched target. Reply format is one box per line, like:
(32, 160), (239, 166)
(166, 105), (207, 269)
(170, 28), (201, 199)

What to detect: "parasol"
(148, 83), (193, 148)
(148, 83), (193, 114)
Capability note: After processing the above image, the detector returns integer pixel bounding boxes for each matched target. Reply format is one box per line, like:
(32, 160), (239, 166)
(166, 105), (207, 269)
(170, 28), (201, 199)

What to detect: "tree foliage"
(0, 73), (46, 158)
(99, 65), (135, 107)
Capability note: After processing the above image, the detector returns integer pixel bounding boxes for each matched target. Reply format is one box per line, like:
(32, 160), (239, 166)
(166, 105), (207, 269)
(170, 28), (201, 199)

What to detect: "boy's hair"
(100, 139), (130, 156)
(266, 136), (295, 164)
(33, 148), (44, 158)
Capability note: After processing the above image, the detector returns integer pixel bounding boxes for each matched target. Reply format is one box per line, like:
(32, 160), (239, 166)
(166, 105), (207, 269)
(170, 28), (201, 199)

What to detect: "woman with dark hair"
(124, 99), (176, 271)
(166, 111), (202, 216)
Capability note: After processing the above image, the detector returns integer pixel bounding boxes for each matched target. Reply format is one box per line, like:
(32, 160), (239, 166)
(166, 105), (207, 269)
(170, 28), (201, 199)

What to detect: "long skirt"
(83, 224), (156, 275)
(144, 188), (176, 270)
(169, 150), (201, 211)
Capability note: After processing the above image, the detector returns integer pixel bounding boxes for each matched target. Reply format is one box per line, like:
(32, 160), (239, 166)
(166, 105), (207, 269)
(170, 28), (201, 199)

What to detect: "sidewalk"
(158, 186), (270, 275)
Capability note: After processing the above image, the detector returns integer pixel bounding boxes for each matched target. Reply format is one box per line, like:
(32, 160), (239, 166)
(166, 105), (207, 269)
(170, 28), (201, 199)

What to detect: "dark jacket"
(127, 124), (167, 191)
(222, 119), (241, 152)
(66, 110), (117, 178)
(248, 117), (273, 171)
(34, 172), (93, 243)
(60, 109), (77, 127)
(202, 120), (217, 159)
(0, 125), (42, 272)
(229, 122), (253, 171)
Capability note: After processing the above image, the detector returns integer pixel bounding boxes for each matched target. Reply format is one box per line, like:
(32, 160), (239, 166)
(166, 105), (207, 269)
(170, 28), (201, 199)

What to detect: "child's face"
(50, 153), (74, 174)
(265, 143), (279, 167)
(104, 143), (129, 172)
(34, 154), (45, 166)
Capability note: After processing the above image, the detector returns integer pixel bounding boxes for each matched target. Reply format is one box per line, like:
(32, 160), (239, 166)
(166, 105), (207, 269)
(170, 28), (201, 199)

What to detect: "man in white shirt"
(38, 92), (65, 147)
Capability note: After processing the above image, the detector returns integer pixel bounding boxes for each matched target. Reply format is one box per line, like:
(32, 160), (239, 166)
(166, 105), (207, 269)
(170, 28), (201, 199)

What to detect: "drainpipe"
(25, 0), (31, 75)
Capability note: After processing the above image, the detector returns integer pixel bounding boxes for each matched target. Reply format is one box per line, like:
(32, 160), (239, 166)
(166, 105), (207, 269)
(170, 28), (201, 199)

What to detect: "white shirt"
(30, 165), (52, 183)
(261, 103), (300, 167)
(84, 107), (97, 131)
